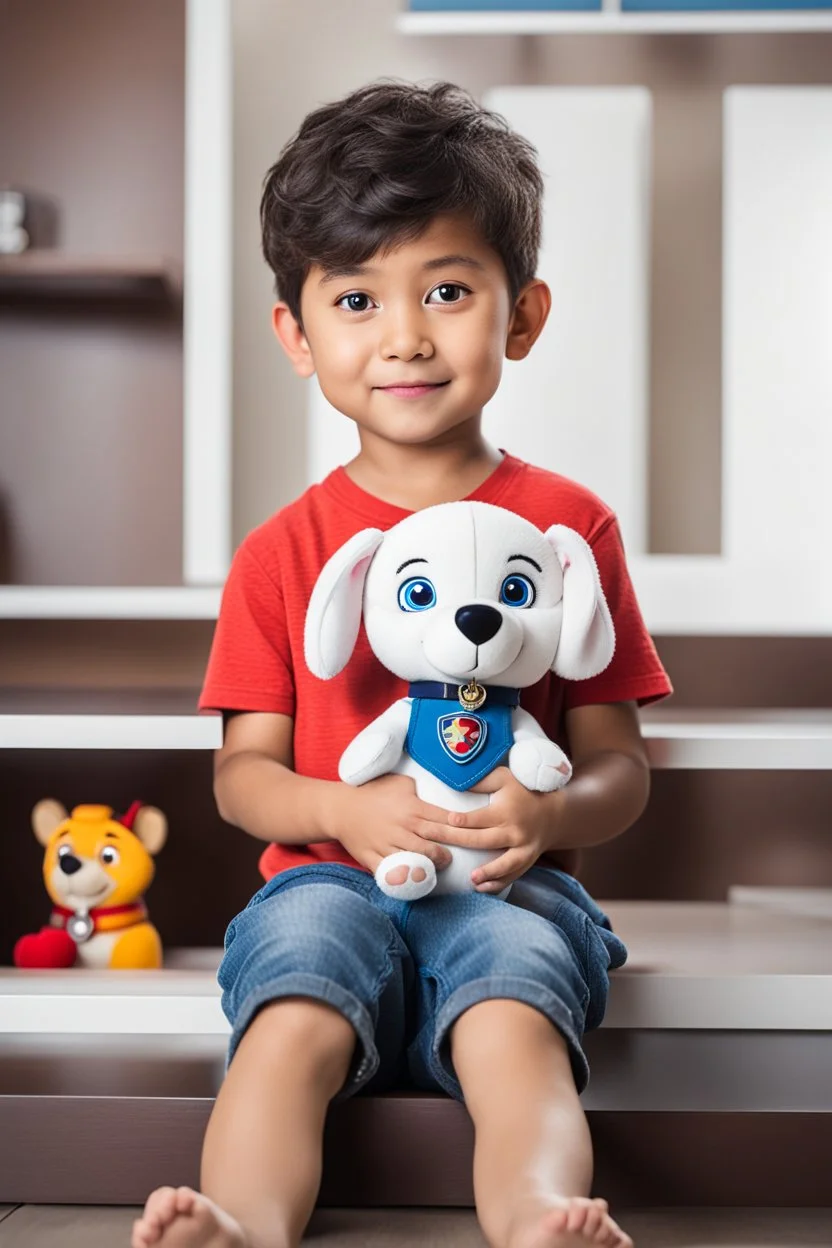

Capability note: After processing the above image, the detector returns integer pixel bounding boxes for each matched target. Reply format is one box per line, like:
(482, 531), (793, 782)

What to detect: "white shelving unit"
(397, 7), (832, 34)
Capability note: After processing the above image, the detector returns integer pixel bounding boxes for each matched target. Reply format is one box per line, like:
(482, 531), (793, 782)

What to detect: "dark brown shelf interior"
(0, 253), (182, 307)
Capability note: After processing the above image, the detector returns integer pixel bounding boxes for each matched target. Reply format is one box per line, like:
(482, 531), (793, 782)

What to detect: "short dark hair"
(260, 80), (544, 324)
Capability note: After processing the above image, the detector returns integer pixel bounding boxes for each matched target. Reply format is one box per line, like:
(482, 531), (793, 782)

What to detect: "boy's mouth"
(376, 381), (450, 399)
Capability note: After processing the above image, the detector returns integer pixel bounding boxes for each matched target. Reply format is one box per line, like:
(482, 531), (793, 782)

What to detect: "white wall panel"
(723, 89), (832, 567)
(483, 87), (652, 554)
(307, 379), (360, 488)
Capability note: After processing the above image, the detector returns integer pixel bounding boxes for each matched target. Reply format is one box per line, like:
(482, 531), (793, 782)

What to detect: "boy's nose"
(455, 605), (502, 645)
(380, 311), (433, 361)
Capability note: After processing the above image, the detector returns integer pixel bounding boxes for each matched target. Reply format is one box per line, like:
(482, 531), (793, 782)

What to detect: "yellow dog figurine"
(14, 800), (167, 970)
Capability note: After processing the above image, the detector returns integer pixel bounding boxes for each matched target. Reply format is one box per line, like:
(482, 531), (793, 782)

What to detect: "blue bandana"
(405, 696), (515, 792)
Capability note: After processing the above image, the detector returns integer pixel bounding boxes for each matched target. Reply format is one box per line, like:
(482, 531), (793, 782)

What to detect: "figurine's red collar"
(52, 900), (147, 934)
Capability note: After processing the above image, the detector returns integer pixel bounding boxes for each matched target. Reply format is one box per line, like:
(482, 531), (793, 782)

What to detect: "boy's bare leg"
(131, 999), (356, 1248)
(451, 1000), (633, 1248)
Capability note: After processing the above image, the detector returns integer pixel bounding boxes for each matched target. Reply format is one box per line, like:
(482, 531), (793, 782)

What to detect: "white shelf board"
(0, 690), (221, 750)
(0, 714), (221, 750)
(0, 586), (221, 620)
(2, 903), (830, 1034)
(397, 10), (832, 34)
(640, 708), (832, 770)
(2, 698), (830, 762)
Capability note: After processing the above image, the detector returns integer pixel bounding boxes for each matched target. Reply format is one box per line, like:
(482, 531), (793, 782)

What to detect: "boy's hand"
(332, 774), (454, 877)
(430, 767), (562, 894)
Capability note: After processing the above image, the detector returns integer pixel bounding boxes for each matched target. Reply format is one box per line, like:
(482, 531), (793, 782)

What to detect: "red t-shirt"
(200, 452), (672, 881)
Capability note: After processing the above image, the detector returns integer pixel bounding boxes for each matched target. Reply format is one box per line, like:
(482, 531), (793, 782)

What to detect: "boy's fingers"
(421, 822), (505, 850)
(470, 768), (511, 794)
(406, 838), (452, 868)
(473, 848), (525, 887)
(447, 805), (495, 831)
(414, 798), (453, 825)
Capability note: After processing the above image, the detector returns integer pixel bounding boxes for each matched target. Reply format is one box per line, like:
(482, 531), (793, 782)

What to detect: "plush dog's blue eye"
(500, 574), (535, 608)
(398, 578), (436, 612)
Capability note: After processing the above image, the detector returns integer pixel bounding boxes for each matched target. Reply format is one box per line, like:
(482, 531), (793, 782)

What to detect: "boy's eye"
(426, 283), (469, 305)
(500, 574), (536, 609)
(398, 577), (437, 612)
(337, 292), (375, 313)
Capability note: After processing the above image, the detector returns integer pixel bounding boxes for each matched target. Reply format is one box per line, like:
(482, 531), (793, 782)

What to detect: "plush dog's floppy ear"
(545, 524), (615, 680)
(304, 528), (384, 680)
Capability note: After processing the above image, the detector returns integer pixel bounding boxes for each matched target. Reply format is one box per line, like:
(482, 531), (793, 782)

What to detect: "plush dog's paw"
(338, 732), (403, 786)
(509, 740), (572, 792)
(375, 852), (437, 900)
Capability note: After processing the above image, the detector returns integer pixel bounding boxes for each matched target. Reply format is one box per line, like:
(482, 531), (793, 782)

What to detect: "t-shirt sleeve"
(198, 543), (295, 716)
(565, 515), (672, 710)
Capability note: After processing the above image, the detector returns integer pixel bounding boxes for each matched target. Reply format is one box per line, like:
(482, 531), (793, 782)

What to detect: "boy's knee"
(240, 996), (357, 1077)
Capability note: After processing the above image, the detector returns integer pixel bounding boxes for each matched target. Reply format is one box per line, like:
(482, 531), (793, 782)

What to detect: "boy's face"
(273, 214), (550, 448)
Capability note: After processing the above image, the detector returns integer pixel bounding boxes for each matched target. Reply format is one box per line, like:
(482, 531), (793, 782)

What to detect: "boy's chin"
(350, 412), (483, 447)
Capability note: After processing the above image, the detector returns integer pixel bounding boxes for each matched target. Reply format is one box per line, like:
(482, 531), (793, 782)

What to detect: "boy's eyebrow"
(319, 254), (486, 285)
(422, 254), (486, 274)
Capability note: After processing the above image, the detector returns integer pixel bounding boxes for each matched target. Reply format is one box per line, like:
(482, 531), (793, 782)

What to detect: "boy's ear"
(272, 302), (315, 378)
(505, 279), (551, 361)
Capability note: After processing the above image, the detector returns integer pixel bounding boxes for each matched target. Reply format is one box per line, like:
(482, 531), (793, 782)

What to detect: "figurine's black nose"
(455, 604), (502, 645)
(58, 854), (83, 876)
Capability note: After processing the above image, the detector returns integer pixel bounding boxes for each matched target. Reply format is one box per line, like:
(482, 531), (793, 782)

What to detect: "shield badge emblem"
(438, 713), (487, 764)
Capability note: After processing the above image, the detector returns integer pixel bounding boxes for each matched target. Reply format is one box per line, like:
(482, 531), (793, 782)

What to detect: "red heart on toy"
(14, 926), (77, 969)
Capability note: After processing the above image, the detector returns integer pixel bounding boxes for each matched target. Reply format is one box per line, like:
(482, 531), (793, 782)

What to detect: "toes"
(131, 1219), (150, 1248)
(582, 1207), (604, 1238)
(384, 865), (409, 886)
(174, 1186), (198, 1215)
(566, 1203), (589, 1232)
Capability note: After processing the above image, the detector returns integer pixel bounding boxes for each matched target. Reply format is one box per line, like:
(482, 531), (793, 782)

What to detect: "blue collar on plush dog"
(408, 681), (520, 707)
(405, 683), (518, 791)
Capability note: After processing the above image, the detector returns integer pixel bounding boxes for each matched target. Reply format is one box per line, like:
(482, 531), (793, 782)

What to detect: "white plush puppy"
(304, 501), (615, 902)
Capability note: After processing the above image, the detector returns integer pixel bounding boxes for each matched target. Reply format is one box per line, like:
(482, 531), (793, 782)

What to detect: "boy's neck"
(344, 430), (504, 512)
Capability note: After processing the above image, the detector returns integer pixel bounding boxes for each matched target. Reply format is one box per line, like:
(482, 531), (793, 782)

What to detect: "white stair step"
(2, 903), (830, 1036)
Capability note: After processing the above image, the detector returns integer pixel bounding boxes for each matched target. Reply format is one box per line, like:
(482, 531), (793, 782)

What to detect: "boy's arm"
(213, 711), (341, 845)
(213, 711), (454, 877)
(540, 700), (651, 857)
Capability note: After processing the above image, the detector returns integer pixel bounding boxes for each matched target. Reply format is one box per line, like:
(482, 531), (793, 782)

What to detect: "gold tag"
(458, 681), (486, 712)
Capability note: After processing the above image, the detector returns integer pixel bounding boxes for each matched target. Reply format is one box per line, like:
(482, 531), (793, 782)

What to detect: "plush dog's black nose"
(58, 854), (83, 876)
(455, 604), (502, 645)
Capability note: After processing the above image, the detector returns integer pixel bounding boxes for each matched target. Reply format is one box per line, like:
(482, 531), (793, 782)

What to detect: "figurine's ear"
(544, 524), (615, 680)
(304, 528), (385, 680)
(132, 807), (167, 856)
(32, 799), (69, 846)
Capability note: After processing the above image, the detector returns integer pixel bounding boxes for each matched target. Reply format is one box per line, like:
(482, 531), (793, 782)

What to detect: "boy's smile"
(273, 214), (550, 451)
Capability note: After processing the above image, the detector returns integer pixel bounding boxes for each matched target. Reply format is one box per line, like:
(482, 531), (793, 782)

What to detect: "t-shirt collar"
(321, 449), (524, 526)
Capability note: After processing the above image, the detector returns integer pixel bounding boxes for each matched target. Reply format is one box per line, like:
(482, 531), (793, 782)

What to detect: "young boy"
(133, 81), (671, 1248)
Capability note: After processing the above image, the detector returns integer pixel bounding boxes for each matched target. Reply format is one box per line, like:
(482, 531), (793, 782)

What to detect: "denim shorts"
(218, 862), (627, 1102)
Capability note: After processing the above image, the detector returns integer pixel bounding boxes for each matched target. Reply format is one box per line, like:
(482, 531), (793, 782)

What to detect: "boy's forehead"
(308, 214), (502, 285)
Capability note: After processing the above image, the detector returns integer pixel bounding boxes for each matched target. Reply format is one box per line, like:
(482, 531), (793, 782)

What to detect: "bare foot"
(510, 1196), (634, 1248)
(131, 1186), (248, 1248)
